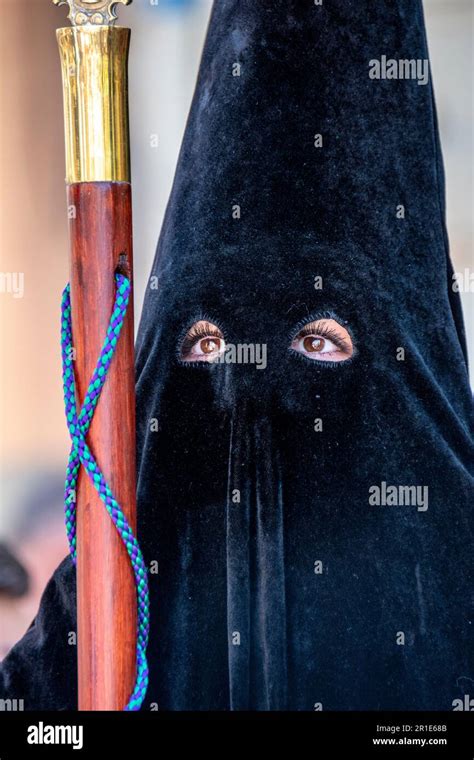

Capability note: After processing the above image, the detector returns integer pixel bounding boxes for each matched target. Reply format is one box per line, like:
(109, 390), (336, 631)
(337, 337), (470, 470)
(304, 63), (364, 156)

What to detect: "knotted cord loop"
(61, 273), (149, 711)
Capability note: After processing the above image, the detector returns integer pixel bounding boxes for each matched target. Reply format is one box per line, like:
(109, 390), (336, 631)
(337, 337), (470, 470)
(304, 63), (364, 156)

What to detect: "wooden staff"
(54, 0), (136, 710)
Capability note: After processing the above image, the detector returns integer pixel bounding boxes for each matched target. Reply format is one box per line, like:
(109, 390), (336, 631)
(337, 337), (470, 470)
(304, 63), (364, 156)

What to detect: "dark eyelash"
(297, 323), (350, 353)
(181, 324), (223, 355)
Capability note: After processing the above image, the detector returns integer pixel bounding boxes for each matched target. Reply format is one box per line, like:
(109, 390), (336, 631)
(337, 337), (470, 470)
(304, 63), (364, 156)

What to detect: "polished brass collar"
(56, 25), (131, 183)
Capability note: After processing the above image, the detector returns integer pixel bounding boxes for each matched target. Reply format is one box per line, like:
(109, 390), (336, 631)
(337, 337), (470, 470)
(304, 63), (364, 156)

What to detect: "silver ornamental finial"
(53, 0), (131, 27)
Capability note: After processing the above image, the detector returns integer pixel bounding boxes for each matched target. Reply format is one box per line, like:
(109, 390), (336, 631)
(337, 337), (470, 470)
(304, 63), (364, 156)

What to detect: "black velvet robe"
(1, 0), (473, 711)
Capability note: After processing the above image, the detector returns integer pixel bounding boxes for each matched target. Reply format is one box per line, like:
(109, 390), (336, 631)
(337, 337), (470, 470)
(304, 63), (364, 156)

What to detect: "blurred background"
(0, 0), (472, 656)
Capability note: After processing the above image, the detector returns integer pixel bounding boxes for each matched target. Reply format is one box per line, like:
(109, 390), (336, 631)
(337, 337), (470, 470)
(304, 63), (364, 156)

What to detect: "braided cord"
(61, 273), (149, 711)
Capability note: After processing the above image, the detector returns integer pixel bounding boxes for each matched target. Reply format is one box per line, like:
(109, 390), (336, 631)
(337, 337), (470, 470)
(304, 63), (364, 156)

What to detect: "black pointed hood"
(132, 0), (474, 711)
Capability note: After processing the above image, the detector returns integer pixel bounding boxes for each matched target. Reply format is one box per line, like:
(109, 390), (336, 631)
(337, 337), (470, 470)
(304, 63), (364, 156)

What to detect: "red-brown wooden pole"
(68, 183), (136, 710)
(54, 1), (137, 710)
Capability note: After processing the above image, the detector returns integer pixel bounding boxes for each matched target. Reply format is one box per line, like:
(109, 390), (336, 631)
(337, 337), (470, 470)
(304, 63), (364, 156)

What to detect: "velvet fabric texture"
(1, 0), (473, 711)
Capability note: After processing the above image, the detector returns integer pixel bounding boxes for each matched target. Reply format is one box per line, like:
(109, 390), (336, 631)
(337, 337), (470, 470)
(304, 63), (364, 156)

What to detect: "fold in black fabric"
(1, 0), (473, 710)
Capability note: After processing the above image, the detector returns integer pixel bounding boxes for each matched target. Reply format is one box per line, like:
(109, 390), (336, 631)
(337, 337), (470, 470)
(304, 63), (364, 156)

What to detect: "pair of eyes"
(180, 319), (354, 363)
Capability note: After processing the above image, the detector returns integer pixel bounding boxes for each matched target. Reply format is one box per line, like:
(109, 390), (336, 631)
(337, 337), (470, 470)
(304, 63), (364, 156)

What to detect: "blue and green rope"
(61, 273), (149, 711)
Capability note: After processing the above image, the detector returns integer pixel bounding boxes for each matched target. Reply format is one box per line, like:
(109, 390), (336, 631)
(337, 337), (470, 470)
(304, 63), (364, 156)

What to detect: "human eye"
(180, 320), (226, 363)
(290, 318), (353, 362)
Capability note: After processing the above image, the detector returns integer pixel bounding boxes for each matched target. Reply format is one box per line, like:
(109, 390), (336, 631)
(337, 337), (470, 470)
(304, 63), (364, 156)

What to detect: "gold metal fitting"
(54, 1), (132, 183)
(53, 0), (131, 28)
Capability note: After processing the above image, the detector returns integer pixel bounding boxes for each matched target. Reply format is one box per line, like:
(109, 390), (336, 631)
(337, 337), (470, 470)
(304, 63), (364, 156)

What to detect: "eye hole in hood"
(290, 318), (354, 363)
(180, 320), (226, 363)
